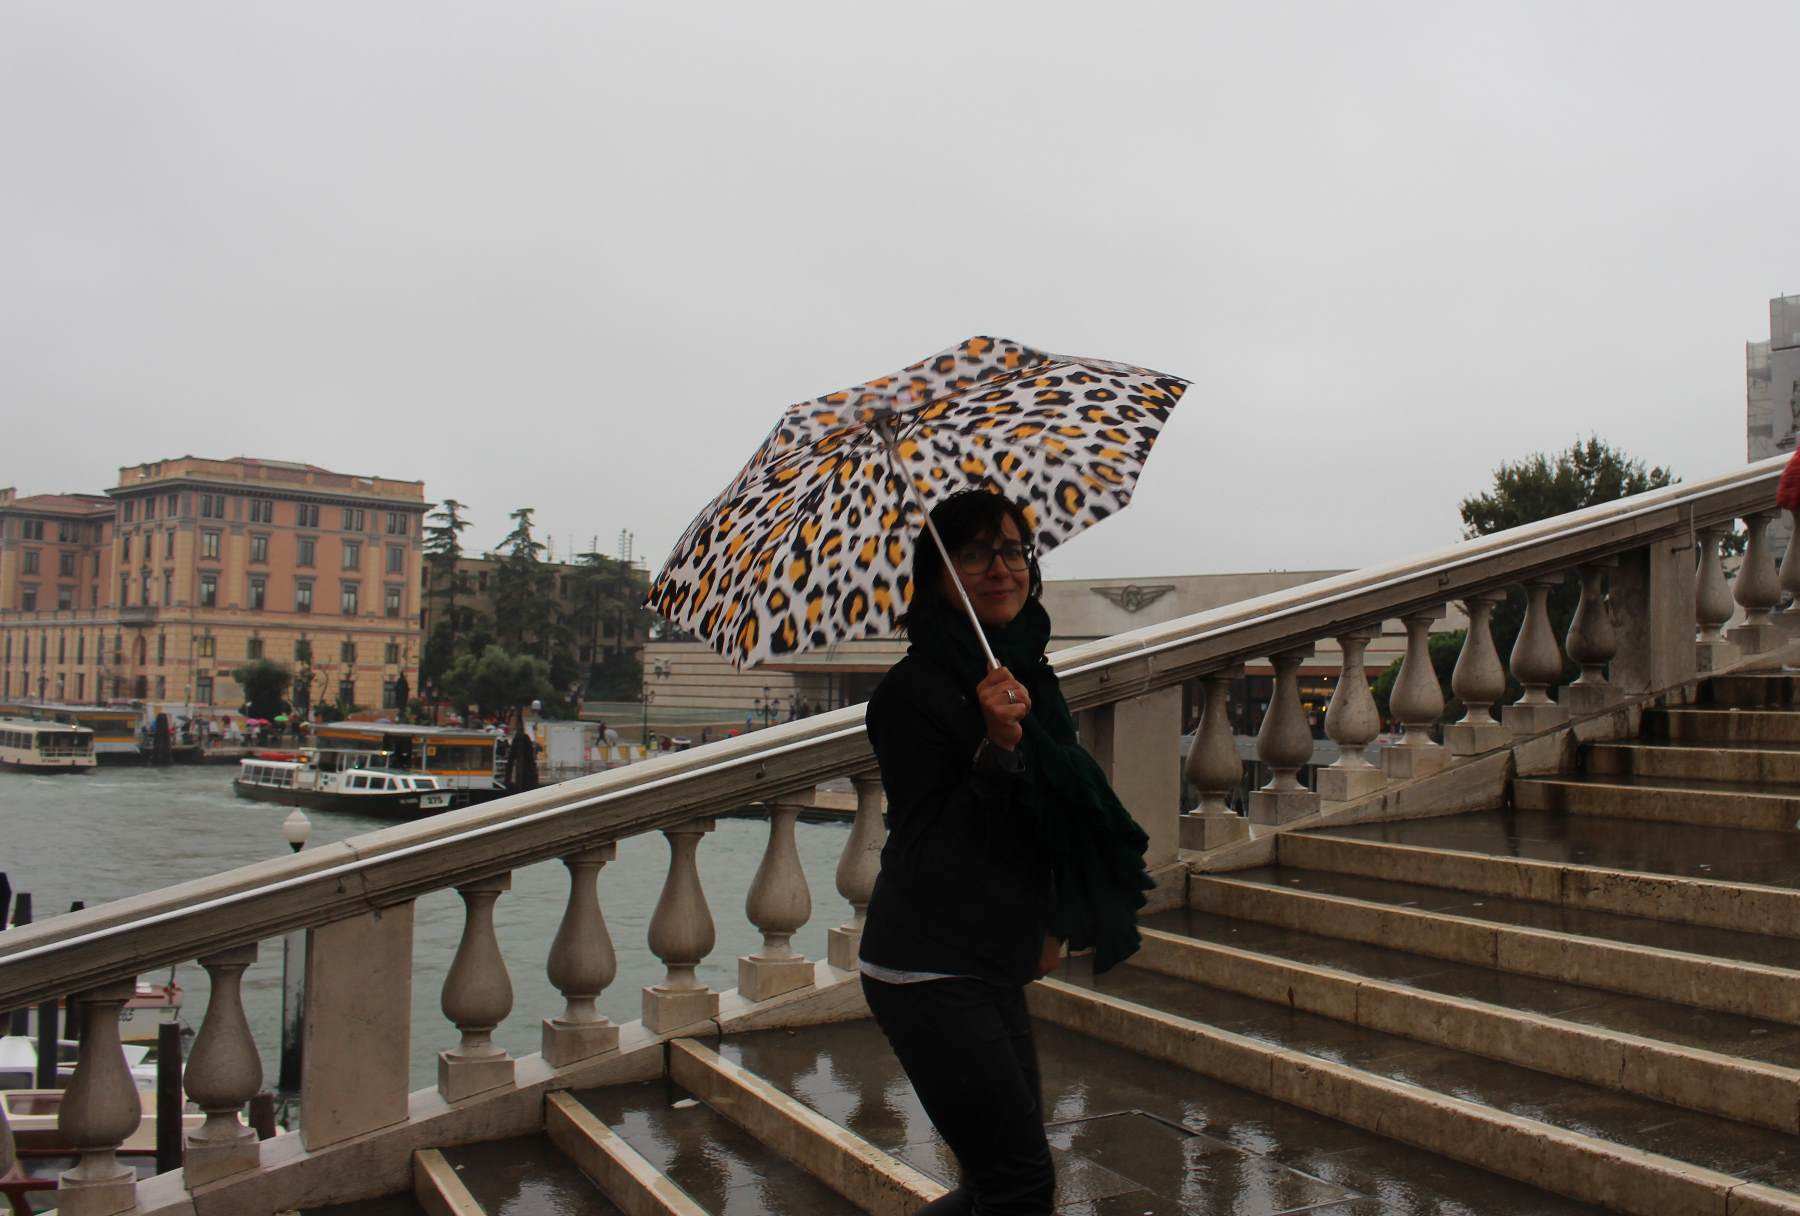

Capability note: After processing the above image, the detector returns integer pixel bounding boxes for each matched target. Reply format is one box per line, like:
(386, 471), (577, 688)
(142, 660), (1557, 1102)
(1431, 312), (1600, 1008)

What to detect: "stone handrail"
(0, 453), (1787, 1013)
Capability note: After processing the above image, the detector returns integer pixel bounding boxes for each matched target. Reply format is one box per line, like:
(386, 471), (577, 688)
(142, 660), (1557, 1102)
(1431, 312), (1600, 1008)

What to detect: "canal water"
(0, 766), (851, 1091)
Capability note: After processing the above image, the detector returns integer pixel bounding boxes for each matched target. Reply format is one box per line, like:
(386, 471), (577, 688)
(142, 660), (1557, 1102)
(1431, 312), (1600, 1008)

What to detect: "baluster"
(542, 845), (620, 1067)
(1505, 574), (1570, 734)
(1695, 523), (1738, 672)
(1776, 510), (1800, 647)
(1383, 608), (1449, 778)
(437, 874), (515, 1102)
(1319, 632), (1385, 802)
(827, 774), (885, 970)
(1565, 560), (1619, 715)
(739, 796), (815, 1002)
(184, 945), (262, 1185)
(1729, 511), (1782, 655)
(1248, 646), (1318, 826)
(1181, 665), (1248, 847)
(56, 979), (139, 1216)
(643, 818), (720, 1033)
(1446, 590), (1511, 756)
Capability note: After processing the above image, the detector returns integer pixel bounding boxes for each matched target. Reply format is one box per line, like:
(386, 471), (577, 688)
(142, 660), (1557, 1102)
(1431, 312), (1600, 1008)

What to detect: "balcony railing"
(0, 453), (1795, 1214)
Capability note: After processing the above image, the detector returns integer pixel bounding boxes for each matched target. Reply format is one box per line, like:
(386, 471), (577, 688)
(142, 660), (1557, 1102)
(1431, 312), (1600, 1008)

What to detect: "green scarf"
(906, 597), (1154, 974)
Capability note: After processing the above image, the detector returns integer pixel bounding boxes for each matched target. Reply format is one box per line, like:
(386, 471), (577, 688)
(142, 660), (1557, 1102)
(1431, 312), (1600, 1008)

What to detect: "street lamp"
(277, 809), (310, 1093)
(281, 810), (311, 854)
(753, 685), (777, 729)
(640, 688), (654, 748)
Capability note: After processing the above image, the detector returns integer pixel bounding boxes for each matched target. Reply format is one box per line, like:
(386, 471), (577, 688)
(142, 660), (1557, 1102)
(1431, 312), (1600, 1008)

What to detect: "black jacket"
(858, 652), (1055, 985)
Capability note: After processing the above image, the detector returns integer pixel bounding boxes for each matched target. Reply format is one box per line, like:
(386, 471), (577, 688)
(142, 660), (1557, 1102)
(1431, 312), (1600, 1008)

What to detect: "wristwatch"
(973, 737), (1026, 774)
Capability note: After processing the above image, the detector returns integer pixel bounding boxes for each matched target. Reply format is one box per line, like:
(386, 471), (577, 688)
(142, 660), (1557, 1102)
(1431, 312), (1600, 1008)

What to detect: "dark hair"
(897, 489), (1042, 632)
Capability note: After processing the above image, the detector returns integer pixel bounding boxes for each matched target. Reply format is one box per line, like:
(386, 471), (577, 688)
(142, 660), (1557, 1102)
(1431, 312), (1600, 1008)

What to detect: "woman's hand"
(976, 665), (1032, 749)
(1034, 935), (1064, 979)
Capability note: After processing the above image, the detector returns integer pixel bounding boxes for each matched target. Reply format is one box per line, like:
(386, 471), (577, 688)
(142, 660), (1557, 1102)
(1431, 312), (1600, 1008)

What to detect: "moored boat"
(232, 722), (508, 818)
(0, 717), (96, 773)
(0, 701), (141, 761)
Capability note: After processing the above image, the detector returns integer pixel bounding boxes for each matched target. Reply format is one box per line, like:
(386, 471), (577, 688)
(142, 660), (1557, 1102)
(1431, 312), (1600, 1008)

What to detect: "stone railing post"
(183, 944), (262, 1186)
(1695, 524), (1738, 672)
(1505, 574), (1570, 734)
(1249, 646), (1318, 825)
(542, 844), (620, 1068)
(1382, 608), (1448, 779)
(643, 818), (720, 1033)
(828, 773), (885, 970)
(1082, 686), (1182, 866)
(1612, 535), (1699, 696)
(55, 978), (139, 1216)
(1447, 590), (1510, 756)
(438, 874), (515, 1102)
(1729, 511), (1782, 655)
(301, 904), (413, 1152)
(739, 795), (815, 1002)
(1320, 632), (1385, 803)
(1181, 666), (1247, 847)
(1565, 560), (1619, 715)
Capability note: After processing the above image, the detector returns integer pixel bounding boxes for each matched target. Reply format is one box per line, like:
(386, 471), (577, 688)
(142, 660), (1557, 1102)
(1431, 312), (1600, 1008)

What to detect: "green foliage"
(1371, 632), (1465, 724)
(232, 658), (293, 720)
(492, 508), (557, 658)
(423, 498), (477, 687)
(1459, 436), (1680, 690)
(585, 649), (643, 700)
(441, 645), (558, 719)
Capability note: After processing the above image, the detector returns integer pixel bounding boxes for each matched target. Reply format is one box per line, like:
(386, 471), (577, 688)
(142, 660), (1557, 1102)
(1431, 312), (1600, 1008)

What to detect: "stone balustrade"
(5, 456), (1798, 1216)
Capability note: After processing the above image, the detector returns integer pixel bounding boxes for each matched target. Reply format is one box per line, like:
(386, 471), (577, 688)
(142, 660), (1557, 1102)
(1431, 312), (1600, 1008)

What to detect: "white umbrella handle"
(876, 423), (1001, 672)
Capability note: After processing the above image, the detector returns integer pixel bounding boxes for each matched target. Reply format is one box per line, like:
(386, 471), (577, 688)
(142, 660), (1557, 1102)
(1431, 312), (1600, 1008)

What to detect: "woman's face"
(940, 514), (1032, 627)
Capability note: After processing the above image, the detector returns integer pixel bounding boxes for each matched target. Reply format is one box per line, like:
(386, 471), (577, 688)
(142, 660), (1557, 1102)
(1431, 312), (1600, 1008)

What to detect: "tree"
(440, 645), (557, 719)
(492, 508), (555, 657)
(1458, 435), (1679, 698)
(232, 658), (293, 721)
(423, 498), (475, 688)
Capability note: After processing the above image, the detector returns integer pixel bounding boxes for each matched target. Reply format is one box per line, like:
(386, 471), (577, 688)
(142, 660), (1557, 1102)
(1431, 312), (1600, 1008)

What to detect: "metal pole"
(4, 896), (28, 1035)
(155, 1021), (183, 1175)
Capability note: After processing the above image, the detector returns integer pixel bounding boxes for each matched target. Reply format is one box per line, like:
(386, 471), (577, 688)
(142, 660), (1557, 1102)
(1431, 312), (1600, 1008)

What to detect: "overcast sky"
(4, 3), (1796, 583)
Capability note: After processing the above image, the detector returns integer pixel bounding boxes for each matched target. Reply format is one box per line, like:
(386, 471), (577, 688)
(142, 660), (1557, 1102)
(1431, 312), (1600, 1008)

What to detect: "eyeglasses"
(952, 542), (1033, 575)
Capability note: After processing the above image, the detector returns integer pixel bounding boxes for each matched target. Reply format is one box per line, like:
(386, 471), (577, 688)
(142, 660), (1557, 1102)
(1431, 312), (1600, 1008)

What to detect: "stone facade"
(0, 456), (428, 720)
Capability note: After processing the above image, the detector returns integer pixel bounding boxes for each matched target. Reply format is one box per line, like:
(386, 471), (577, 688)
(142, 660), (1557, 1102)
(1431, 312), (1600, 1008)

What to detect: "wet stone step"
(1213, 865), (1800, 971)
(437, 1135), (624, 1216)
(718, 1014), (1606, 1214)
(1309, 807), (1800, 889)
(1062, 961), (1800, 1194)
(574, 1077), (854, 1216)
(301, 1195), (427, 1216)
(1584, 740), (1800, 786)
(1139, 906), (1800, 1068)
(1644, 707), (1800, 745)
(1700, 674), (1800, 708)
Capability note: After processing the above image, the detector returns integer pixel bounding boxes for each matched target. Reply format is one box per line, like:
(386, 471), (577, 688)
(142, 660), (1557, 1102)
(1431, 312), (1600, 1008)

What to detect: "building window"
(140, 571), (150, 604)
(157, 633), (165, 663)
(20, 635), (27, 663)
(21, 519), (44, 540)
(122, 501), (135, 523)
(384, 641), (400, 665)
(295, 638), (311, 662)
(118, 575), (128, 605)
(196, 636), (216, 659)
(121, 535), (131, 562)
(249, 577), (266, 610)
(155, 675), (165, 698)
(382, 678), (400, 708)
(340, 641), (357, 664)
(144, 497), (156, 520)
(76, 633), (84, 662)
(196, 675), (214, 705)
(162, 570), (173, 604)
(22, 550), (38, 575)
(201, 530), (221, 560)
(57, 586), (73, 611)
(295, 581), (313, 613)
(298, 537), (316, 567)
(164, 530), (175, 559)
(386, 511), (408, 535)
(250, 534), (268, 563)
(199, 493), (226, 519)
(57, 632), (65, 662)
(385, 586), (402, 618)
(199, 574), (217, 607)
(342, 541), (361, 570)
(58, 552), (75, 577)
(166, 493), (179, 516)
(296, 503), (319, 528)
(341, 508), (365, 532)
(340, 583), (359, 616)
(113, 633), (122, 664)
(249, 499), (274, 524)
(386, 545), (405, 574)
(76, 672), (85, 699)
(247, 637), (264, 660)
(338, 678), (356, 707)
(20, 589), (36, 612)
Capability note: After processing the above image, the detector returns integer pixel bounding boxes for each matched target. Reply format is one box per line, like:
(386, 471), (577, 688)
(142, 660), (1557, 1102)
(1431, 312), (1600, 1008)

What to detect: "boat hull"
(232, 779), (505, 818)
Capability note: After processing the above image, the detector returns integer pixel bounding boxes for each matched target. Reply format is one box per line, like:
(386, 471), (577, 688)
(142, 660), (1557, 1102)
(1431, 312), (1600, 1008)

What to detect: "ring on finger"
(1006, 689), (1017, 704)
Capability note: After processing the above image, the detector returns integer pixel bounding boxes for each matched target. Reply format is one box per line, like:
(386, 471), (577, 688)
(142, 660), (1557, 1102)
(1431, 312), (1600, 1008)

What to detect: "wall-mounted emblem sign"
(1091, 584), (1176, 614)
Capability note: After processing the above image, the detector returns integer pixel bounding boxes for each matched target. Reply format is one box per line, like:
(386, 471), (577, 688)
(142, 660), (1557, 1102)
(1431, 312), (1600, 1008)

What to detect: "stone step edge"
(1026, 978), (1800, 1216)
(1520, 774), (1800, 804)
(545, 1091), (709, 1216)
(1278, 830), (1800, 940)
(412, 1148), (488, 1216)
(1514, 778), (1800, 834)
(1133, 926), (1800, 1133)
(667, 1038), (946, 1216)
(1589, 741), (1800, 759)
(1190, 874), (1800, 1025)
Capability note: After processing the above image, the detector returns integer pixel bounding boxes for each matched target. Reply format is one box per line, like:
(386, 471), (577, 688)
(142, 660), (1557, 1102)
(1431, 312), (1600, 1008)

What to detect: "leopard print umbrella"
(649, 340), (1190, 669)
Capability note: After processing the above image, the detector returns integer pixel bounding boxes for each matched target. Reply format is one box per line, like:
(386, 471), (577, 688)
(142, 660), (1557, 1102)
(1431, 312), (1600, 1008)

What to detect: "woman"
(859, 488), (1154, 1216)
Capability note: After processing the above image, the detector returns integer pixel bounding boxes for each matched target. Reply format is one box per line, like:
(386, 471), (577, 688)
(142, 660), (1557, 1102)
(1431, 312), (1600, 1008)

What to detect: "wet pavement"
(439, 1135), (625, 1215)
(718, 1016), (1607, 1214)
(301, 1194), (424, 1216)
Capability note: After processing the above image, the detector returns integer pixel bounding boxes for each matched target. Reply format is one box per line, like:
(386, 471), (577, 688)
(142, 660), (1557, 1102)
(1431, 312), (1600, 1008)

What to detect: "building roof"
(2, 493), (116, 517)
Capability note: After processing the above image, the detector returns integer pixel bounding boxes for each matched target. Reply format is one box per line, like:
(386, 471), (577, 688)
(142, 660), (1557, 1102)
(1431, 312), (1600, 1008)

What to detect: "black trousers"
(862, 975), (1055, 1216)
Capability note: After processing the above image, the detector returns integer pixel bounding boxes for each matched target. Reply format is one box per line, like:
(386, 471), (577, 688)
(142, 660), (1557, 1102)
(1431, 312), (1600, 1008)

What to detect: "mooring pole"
(4, 896), (28, 1036)
(155, 1021), (184, 1175)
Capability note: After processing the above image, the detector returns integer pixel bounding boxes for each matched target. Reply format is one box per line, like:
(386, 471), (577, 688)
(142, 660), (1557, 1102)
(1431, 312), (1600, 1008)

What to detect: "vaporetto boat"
(0, 718), (96, 773)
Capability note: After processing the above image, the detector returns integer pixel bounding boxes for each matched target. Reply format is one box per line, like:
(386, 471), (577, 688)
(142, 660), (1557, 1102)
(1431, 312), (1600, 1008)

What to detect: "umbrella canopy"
(649, 340), (1189, 668)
